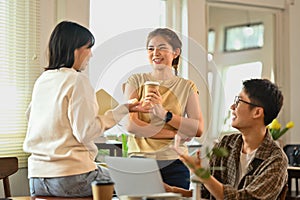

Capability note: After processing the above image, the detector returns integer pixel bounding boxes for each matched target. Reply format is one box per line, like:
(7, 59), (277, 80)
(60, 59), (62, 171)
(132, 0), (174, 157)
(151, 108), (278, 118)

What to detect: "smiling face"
(147, 35), (180, 69)
(230, 90), (262, 131)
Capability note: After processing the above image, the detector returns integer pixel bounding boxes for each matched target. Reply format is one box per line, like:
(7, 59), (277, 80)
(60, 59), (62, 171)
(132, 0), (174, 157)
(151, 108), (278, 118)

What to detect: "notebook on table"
(104, 156), (182, 199)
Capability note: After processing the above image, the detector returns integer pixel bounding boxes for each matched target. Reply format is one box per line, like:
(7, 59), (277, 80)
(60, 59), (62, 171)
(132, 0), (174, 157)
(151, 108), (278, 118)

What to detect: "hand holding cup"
(143, 81), (160, 107)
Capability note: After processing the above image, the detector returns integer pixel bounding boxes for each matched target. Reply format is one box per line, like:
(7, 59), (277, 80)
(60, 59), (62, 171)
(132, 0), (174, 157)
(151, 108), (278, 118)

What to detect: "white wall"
(287, 1), (300, 143)
(39, 0), (90, 67)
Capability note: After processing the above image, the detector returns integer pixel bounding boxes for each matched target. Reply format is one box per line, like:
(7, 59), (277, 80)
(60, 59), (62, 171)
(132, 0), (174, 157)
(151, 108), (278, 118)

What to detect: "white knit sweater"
(23, 68), (128, 177)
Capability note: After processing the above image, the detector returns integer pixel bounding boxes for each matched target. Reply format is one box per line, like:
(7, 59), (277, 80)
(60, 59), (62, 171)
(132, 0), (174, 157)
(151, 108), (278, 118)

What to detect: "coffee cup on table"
(91, 179), (114, 200)
(143, 81), (160, 107)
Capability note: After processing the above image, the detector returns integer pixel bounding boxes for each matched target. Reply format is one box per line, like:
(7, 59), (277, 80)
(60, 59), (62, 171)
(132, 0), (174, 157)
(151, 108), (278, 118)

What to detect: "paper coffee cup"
(91, 180), (114, 200)
(144, 81), (160, 94)
(143, 81), (160, 106)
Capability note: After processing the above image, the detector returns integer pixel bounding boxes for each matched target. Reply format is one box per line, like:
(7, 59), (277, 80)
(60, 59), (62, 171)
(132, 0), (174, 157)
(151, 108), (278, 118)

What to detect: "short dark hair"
(242, 79), (283, 125)
(45, 21), (95, 70)
(146, 28), (182, 75)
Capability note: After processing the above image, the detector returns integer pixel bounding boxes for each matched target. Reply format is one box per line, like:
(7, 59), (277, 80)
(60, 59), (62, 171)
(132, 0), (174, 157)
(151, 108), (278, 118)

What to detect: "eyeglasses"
(234, 96), (261, 107)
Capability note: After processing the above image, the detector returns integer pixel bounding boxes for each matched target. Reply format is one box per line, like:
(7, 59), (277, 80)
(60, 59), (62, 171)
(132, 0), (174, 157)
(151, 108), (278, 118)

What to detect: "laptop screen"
(105, 156), (166, 196)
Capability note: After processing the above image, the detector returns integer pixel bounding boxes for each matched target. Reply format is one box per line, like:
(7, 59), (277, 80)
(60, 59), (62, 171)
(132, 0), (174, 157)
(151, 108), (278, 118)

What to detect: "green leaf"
(212, 147), (229, 157)
(193, 147), (228, 180)
(121, 134), (128, 157)
(195, 168), (211, 179)
(276, 127), (289, 140)
(271, 129), (281, 140)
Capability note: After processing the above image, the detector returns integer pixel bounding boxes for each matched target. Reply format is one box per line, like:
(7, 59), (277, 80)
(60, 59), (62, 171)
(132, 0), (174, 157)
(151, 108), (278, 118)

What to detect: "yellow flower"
(268, 119), (294, 140)
(286, 121), (294, 129)
(268, 119), (281, 130)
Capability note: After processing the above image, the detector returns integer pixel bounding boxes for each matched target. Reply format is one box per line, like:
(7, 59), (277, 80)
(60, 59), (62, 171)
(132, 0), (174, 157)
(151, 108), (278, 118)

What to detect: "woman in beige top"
(124, 28), (204, 189)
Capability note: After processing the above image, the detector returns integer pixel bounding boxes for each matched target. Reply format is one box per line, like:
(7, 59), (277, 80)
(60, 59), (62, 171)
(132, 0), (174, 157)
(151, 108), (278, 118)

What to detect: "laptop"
(105, 156), (182, 198)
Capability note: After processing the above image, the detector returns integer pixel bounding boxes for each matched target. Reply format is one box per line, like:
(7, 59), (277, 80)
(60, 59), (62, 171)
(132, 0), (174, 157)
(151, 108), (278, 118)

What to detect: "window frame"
(224, 22), (264, 52)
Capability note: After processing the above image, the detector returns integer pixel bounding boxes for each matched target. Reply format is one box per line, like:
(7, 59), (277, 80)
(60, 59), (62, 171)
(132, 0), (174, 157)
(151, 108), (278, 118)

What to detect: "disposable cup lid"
(91, 180), (114, 186)
(144, 81), (160, 86)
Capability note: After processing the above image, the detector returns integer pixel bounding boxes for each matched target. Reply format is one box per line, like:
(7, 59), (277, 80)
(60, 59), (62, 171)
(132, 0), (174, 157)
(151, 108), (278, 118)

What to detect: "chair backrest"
(283, 144), (300, 166)
(283, 145), (300, 199)
(0, 157), (18, 198)
(278, 183), (288, 200)
(287, 167), (300, 199)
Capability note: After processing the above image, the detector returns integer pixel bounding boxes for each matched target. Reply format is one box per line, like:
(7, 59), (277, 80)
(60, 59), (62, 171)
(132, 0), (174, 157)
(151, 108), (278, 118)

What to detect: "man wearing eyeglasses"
(170, 78), (288, 199)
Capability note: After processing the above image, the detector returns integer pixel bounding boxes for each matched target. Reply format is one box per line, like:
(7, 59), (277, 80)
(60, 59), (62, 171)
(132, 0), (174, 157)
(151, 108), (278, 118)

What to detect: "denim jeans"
(29, 166), (111, 197)
(157, 159), (190, 190)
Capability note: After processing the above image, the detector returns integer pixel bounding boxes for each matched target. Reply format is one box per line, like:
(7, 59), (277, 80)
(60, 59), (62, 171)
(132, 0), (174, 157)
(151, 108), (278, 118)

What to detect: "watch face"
(165, 111), (173, 123)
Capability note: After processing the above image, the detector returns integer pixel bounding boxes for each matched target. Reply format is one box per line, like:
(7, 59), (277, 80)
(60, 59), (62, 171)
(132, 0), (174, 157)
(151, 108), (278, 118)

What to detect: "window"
(208, 5), (276, 138)
(0, 1), (41, 167)
(224, 23), (264, 52)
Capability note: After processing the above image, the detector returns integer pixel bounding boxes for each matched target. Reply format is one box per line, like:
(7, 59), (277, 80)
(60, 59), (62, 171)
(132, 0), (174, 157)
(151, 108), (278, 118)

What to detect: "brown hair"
(146, 28), (182, 76)
(46, 21), (95, 71)
(243, 78), (283, 125)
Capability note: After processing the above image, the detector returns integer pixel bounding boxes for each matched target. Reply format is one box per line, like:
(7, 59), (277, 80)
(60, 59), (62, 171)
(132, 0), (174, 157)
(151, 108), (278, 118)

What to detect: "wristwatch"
(164, 111), (173, 123)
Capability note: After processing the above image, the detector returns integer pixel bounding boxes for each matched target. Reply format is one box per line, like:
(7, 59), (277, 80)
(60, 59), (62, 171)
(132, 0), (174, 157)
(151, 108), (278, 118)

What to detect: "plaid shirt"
(201, 132), (288, 200)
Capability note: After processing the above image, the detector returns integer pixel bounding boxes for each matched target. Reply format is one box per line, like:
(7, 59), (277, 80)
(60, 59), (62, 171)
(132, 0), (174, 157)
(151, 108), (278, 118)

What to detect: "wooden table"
(8, 197), (92, 200)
